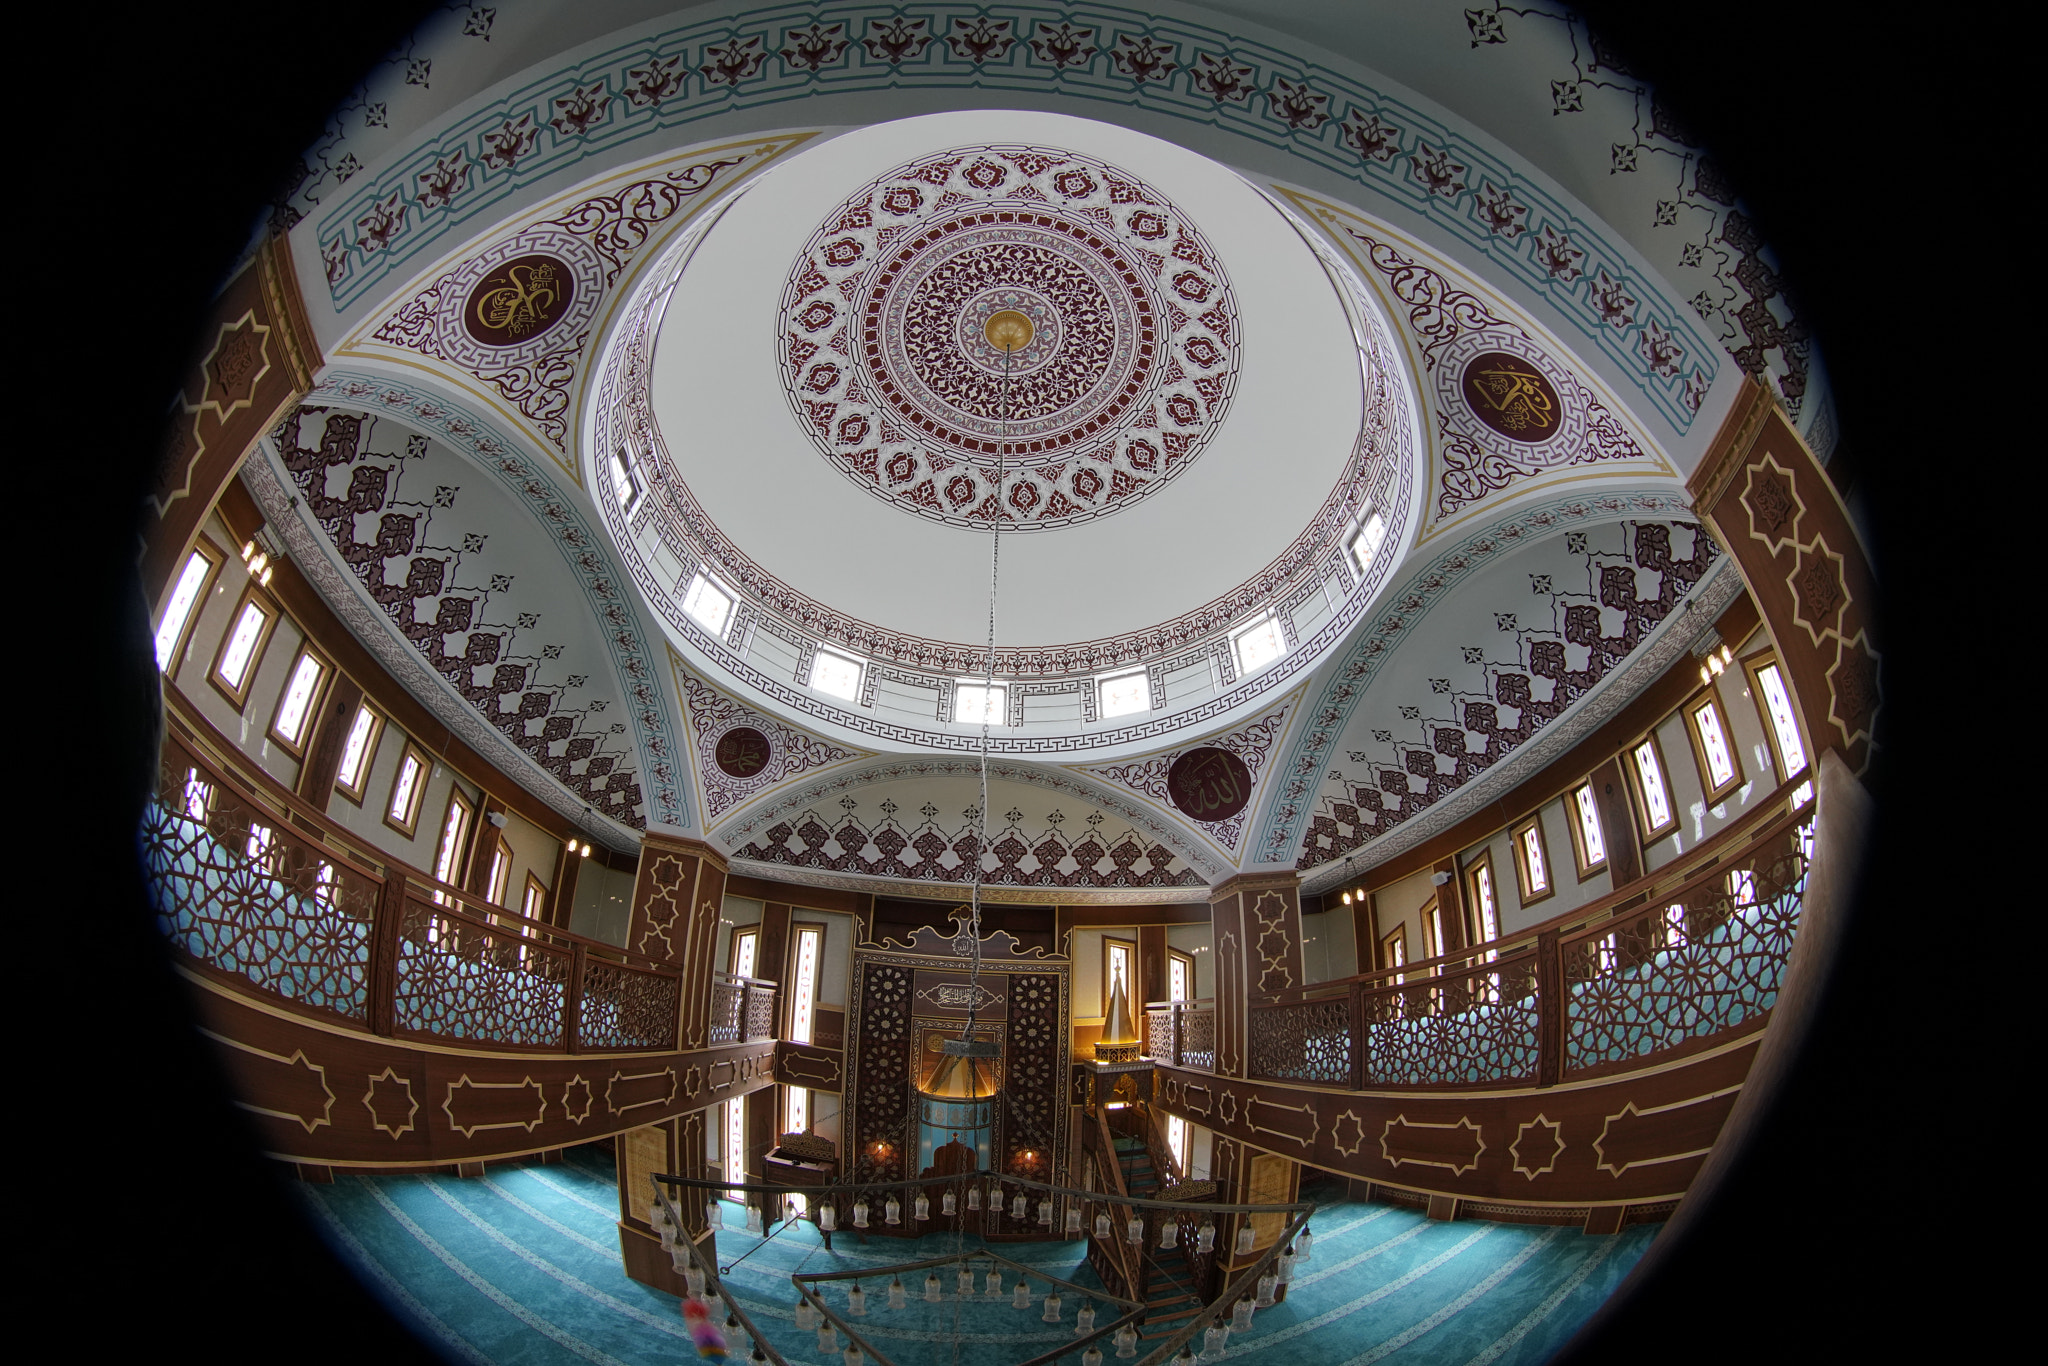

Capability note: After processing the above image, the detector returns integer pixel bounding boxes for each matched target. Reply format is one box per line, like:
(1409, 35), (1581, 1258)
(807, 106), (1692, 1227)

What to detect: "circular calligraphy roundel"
(462, 253), (576, 346)
(714, 726), (773, 779)
(779, 146), (1241, 532)
(1459, 351), (1563, 443)
(1166, 746), (1254, 825)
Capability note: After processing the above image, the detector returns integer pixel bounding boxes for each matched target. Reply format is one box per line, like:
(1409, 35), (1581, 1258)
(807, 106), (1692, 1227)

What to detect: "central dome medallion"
(778, 146), (1241, 532)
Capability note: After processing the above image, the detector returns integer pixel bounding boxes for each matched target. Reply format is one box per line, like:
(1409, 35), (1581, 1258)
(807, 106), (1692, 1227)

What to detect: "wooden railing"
(709, 971), (781, 1045)
(1151, 776), (1816, 1090)
(143, 692), (716, 1054)
(1079, 1110), (1142, 1304)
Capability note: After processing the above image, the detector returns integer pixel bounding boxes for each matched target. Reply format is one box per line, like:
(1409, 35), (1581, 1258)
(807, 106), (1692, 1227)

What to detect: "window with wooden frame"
(333, 702), (385, 804)
(1743, 653), (1811, 784)
(1102, 936), (1136, 1017)
(484, 835), (513, 907)
(521, 873), (547, 924)
(1628, 734), (1679, 841)
(1380, 925), (1407, 984)
(209, 584), (280, 710)
(730, 926), (760, 978)
(1465, 853), (1502, 948)
(787, 924), (822, 1045)
(724, 1095), (746, 1195)
(786, 1084), (809, 1138)
(1422, 899), (1446, 961)
(1683, 689), (1746, 804)
(1567, 783), (1609, 879)
(384, 741), (432, 838)
(267, 647), (332, 757)
(154, 539), (223, 674)
(1510, 816), (1554, 906)
(1167, 949), (1193, 1004)
(431, 790), (475, 909)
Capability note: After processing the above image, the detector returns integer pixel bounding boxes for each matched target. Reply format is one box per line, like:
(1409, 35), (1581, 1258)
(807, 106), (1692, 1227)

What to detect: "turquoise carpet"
(302, 1147), (1655, 1366)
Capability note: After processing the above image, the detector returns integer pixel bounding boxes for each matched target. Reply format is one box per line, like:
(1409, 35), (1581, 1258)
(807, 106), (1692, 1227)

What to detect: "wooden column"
(1209, 871), (1303, 1080)
(548, 845), (582, 929)
(293, 674), (361, 807)
(1137, 925), (1167, 1008)
(628, 830), (730, 1049)
(1354, 893), (1380, 974)
(1588, 757), (1645, 887)
(1687, 378), (1879, 774)
(1434, 857), (1470, 952)
(463, 797), (509, 897)
(145, 235), (320, 612)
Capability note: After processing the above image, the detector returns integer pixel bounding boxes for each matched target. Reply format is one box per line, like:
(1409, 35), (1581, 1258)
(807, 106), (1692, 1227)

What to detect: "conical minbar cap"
(1101, 968), (1138, 1045)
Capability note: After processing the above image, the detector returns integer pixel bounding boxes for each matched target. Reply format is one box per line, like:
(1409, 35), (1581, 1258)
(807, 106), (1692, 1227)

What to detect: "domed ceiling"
(265, 0), (1817, 879)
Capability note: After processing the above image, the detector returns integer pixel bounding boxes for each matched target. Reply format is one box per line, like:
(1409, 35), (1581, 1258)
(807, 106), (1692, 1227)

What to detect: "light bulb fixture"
(751, 1349), (767, 1365)
(706, 1200), (722, 1230)
(1041, 1291), (1062, 1323)
(1202, 1324), (1230, 1361)
(795, 1299), (817, 1331)
(1125, 1215), (1145, 1245)
(1255, 1271), (1278, 1308)
(942, 1190), (957, 1216)
(816, 1324), (838, 1355)
(1115, 1325), (1139, 1358)
(847, 1282), (866, 1316)
(1176, 1346), (1198, 1366)
(924, 1272), (942, 1304)
(1341, 888), (1352, 904)
(914, 1192), (930, 1221)
(1196, 1220), (1216, 1253)
(684, 1266), (707, 1296)
(1084, 1347), (1104, 1366)
(579, 842), (591, 858)
(669, 1248), (689, 1274)
(1066, 1206), (1084, 1235)
(819, 1203), (837, 1231)
(852, 1198), (870, 1229)
(1296, 1226), (1314, 1262)
(1094, 1212), (1112, 1239)
(844, 1346), (863, 1366)
(1013, 1281), (1032, 1310)
(1235, 1223), (1256, 1256)
(957, 1267), (976, 1297)
(1277, 1248), (1298, 1284)
(1011, 1192), (1028, 1220)
(1076, 1303), (1097, 1335)
(1721, 644), (1734, 666)
(884, 1195), (901, 1225)
(745, 1204), (763, 1233)
(1159, 1219), (1179, 1250)
(1038, 1198), (1055, 1227)
(1231, 1297), (1255, 1330)
(987, 1269), (1004, 1298)
(1700, 664), (1713, 686)
(261, 566), (273, 586)
(966, 1184), (983, 1211)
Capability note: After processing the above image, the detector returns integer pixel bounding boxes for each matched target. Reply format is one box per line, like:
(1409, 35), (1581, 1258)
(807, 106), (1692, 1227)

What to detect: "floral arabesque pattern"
(780, 144), (1240, 532)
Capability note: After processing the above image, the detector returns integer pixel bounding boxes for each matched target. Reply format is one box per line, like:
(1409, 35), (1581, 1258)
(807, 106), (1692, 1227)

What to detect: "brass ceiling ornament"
(983, 309), (1034, 353)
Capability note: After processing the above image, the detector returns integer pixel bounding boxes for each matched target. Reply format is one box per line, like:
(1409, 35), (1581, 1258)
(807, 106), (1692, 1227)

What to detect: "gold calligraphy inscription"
(463, 253), (573, 345)
(1460, 351), (1562, 441)
(714, 726), (772, 779)
(1166, 747), (1254, 824)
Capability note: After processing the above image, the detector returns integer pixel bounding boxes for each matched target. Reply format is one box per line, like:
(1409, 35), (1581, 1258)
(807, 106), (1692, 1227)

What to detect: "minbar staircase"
(1114, 1134), (1202, 1342)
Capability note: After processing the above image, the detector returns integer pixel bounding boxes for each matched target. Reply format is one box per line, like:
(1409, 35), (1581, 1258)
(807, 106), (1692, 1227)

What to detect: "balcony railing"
(1151, 775), (1815, 1090)
(710, 971), (781, 1045)
(143, 693), (705, 1054)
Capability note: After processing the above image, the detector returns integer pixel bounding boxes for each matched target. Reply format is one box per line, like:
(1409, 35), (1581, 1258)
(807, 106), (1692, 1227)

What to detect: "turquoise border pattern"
(308, 367), (693, 832)
(316, 3), (1715, 433)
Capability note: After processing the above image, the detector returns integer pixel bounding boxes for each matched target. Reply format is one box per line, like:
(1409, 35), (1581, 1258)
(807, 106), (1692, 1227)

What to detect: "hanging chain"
(964, 338), (1010, 1023)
